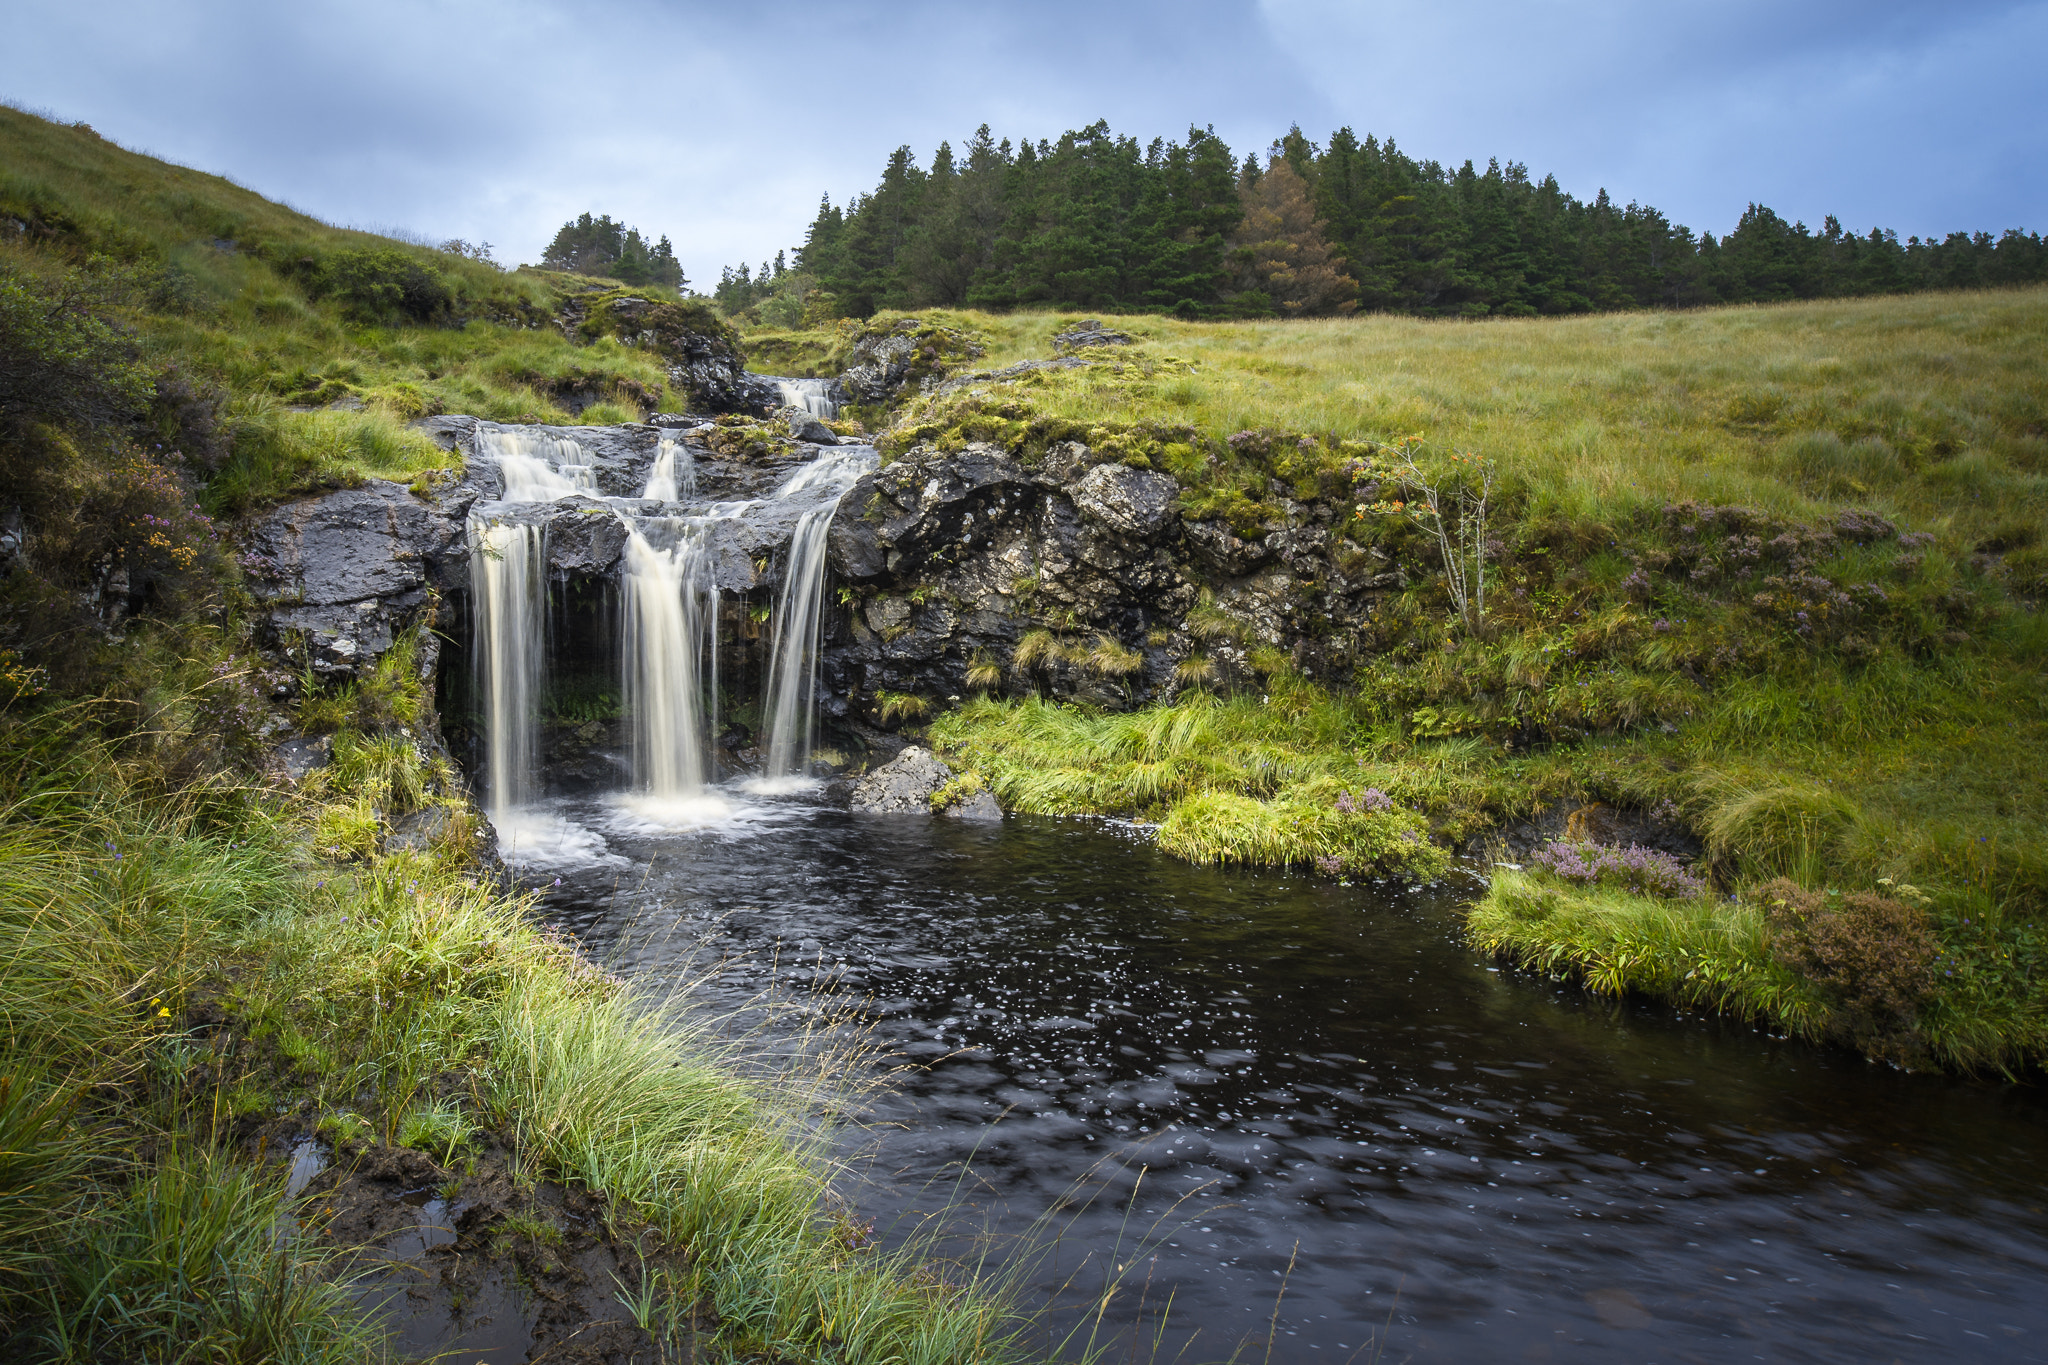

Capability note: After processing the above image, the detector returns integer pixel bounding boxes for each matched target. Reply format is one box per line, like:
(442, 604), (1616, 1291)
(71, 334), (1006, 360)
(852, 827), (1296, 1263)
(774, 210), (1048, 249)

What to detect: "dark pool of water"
(526, 787), (2048, 1363)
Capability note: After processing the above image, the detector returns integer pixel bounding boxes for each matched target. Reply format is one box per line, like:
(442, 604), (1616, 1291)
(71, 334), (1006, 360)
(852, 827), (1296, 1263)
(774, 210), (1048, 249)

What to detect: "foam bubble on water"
(736, 774), (822, 798)
(491, 809), (626, 869)
(608, 791), (743, 832)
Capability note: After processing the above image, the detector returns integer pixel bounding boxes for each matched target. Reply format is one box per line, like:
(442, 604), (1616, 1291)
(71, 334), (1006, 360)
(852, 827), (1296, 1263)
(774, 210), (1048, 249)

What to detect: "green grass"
(1467, 871), (1828, 1035)
(1, 105), (684, 510)
(0, 671), (1031, 1361)
(883, 294), (2046, 1071)
(931, 685), (1457, 881)
(779, 291), (2048, 560)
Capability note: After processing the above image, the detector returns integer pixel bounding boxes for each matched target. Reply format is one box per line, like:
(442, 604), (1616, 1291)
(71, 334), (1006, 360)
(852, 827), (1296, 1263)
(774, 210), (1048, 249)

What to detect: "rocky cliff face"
(245, 416), (837, 683)
(243, 412), (1419, 773)
(819, 439), (1411, 725)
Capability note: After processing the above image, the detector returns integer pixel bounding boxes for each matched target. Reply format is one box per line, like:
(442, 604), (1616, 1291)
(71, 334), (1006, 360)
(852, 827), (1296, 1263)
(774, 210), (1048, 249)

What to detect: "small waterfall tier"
(766, 377), (842, 420)
(460, 421), (875, 843)
(759, 449), (873, 784)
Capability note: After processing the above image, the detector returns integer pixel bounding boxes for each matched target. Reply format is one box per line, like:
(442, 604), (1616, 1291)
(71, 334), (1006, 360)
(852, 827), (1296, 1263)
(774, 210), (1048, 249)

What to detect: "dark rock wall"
(246, 419), (1425, 777)
(819, 439), (1415, 723)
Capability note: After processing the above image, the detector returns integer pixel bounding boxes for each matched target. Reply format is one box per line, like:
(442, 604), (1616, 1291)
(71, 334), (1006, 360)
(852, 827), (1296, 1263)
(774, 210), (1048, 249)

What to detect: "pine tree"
(540, 213), (627, 275)
(1227, 159), (1357, 316)
(798, 120), (2048, 321)
(649, 235), (685, 289)
(541, 213), (685, 288)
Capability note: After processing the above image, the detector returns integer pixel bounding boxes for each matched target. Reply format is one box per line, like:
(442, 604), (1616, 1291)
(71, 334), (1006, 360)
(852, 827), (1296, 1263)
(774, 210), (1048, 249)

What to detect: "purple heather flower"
(1529, 839), (1705, 898)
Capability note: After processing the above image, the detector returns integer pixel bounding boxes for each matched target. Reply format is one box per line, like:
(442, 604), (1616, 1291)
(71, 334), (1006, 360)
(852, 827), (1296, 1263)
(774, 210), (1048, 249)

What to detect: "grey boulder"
(848, 746), (954, 814)
(943, 789), (1003, 822)
(787, 412), (839, 444)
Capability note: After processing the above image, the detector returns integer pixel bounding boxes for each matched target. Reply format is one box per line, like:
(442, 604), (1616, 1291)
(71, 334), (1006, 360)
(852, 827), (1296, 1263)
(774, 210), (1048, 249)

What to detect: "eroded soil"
(252, 1120), (713, 1364)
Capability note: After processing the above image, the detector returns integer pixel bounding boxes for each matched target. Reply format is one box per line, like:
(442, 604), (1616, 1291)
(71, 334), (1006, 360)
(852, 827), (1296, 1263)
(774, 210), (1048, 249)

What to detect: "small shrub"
(311, 799), (379, 862)
(872, 690), (929, 725)
(314, 247), (452, 323)
(1011, 629), (1067, 671)
(1185, 591), (1244, 643)
(1083, 634), (1143, 678)
(1702, 778), (1861, 879)
(929, 771), (987, 813)
(396, 1097), (477, 1164)
(1758, 878), (1938, 1058)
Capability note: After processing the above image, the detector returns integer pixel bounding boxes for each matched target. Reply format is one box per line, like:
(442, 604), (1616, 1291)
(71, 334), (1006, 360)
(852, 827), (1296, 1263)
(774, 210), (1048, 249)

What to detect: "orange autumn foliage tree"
(1229, 159), (1360, 317)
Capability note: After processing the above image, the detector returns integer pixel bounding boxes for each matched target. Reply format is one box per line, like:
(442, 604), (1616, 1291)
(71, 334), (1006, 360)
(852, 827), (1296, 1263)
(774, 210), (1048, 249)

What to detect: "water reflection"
(532, 787), (2048, 1363)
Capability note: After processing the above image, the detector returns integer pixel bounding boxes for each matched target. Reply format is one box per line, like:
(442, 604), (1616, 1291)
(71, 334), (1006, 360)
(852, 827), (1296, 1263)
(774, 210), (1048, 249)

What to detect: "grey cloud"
(4, 0), (2039, 284)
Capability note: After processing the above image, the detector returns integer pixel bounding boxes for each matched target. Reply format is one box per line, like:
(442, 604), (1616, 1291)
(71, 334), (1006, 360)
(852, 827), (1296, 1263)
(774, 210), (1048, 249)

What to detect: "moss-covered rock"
(576, 290), (764, 413)
(838, 316), (986, 404)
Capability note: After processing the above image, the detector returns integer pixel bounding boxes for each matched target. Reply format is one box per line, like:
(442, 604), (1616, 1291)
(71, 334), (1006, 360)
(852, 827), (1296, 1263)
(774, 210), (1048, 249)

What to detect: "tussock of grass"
(485, 971), (1018, 1362)
(40, 1147), (377, 1363)
(1468, 871), (1827, 1035)
(205, 399), (452, 515)
(0, 684), (1029, 1361)
(932, 686), (1460, 881)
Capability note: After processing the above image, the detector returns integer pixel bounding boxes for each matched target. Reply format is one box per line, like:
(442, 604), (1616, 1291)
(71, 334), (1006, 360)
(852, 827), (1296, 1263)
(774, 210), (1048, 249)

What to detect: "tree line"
(722, 121), (2046, 320)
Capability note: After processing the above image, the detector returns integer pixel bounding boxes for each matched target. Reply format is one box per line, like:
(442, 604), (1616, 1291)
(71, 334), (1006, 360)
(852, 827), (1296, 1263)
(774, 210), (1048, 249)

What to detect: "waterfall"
(465, 425), (588, 828)
(756, 446), (875, 783)
(758, 507), (834, 782)
(477, 426), (598, 501)
(464, 418), (877, 847)
(772, 378), (840, 420)
(468, 518), (545, 817)
(620, 519), (717, 801)
(641, 435), (694, 502)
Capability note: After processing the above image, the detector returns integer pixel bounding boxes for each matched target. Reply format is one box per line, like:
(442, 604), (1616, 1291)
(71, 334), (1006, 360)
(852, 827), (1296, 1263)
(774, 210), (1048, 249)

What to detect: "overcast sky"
(5, 0), (2043, 287)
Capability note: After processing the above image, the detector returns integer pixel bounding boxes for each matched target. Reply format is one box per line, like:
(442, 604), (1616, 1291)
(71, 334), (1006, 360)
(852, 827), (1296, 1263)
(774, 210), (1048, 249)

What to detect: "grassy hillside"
(1, 106), (686, 511)
(788, 296), (2048, 1072)
(793, 294), (2048, 557)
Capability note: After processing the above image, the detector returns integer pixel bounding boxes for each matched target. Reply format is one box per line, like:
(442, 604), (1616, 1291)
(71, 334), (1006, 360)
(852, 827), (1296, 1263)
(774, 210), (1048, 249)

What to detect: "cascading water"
(467, 519), (545, 817)
(758, 447), (875, 784)
(619, 518), (718, 810)
(466, 420), (875, 846)
(773, 378), (840, 420)
(477, 426), (598, 501)
(641, 435), (695, 502)
(465, 426), (604, 858)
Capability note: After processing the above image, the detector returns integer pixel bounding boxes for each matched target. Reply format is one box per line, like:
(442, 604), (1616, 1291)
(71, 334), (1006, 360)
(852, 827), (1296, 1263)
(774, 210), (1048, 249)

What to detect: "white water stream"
(640, 435), (695, 502)
(756, 448), (872, 782)
(772, 378), (840, 419)
(467, 519), (545, 817)
(479, 426), (599, 501)
(620, 518), (718, 813)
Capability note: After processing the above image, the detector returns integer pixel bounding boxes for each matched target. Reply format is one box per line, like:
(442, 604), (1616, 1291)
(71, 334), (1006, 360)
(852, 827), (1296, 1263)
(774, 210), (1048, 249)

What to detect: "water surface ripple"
(535, 790), (2048, 1362)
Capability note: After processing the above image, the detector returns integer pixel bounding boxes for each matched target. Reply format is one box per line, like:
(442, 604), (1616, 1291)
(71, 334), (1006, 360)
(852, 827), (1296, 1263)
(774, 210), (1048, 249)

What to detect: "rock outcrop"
(245, 480), (464, 677)
(573, 293), (775, 414)
(241, 413), (1421, 808)
(822, 441), (1198, 714)
(838, 318), (986, 404)
(848, 746), (953, 813)
(1052, 318), (1134, 351)
(818, 437), (1420, 722)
